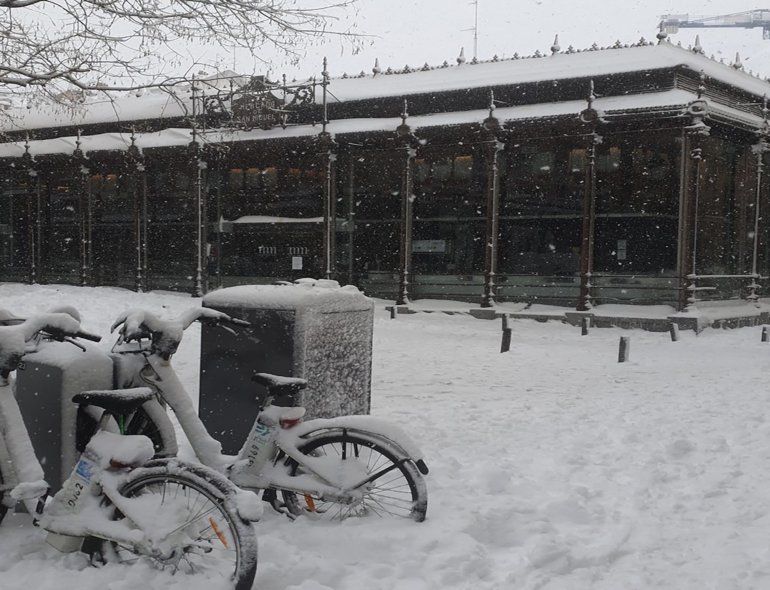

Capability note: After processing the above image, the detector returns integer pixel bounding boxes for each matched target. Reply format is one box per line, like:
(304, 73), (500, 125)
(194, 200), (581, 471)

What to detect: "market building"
(1, 33), (768, 311)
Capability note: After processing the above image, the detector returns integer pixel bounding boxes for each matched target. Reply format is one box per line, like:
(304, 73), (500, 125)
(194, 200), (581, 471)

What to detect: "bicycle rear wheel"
(283, 430), (427, 522)
(100, 460), (257, 589)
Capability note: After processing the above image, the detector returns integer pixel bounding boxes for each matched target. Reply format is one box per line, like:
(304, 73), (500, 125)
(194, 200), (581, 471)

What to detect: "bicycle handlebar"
(0, 312), (100, 375)
(112, 308), (249, 359)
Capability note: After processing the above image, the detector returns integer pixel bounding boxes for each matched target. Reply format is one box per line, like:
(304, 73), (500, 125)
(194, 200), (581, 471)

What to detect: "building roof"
(323, 42), (770, 104)
(1, 40), (769, 136)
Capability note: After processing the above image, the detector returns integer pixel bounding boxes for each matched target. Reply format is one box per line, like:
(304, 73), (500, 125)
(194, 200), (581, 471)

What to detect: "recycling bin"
(15, 342), (113, 492)
(200, 279), (374, 454)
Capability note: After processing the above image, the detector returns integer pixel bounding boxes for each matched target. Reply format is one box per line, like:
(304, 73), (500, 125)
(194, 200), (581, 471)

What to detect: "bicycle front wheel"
(283, 430), (428, 522)
(107, 460), (257, 590)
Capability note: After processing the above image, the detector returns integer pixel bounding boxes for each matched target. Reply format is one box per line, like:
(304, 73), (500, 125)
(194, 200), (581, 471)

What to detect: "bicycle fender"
(289, 416), (429, 475)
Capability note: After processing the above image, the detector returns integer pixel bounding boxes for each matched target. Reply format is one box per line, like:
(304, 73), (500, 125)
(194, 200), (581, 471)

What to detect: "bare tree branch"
(0, 0), (359, 111)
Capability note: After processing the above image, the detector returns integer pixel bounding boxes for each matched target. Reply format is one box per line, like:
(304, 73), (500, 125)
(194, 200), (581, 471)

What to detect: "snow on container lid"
(203, 279), (374, 313)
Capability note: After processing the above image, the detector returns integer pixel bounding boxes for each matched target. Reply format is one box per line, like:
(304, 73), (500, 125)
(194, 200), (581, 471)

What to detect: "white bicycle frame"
(0, 377), (171, 554)
(132, 352), (427, 500)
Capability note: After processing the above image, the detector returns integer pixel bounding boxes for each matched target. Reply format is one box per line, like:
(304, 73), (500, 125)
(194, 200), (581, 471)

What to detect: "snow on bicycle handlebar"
(111, 307), (246, 359)
(0, 313), (94, 375)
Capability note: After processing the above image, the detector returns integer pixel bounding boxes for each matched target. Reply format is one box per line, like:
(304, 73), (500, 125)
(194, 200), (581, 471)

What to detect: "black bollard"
(669, 322), (680, 342)
(389, 306), (397, 320)
(618, 336), (630, 363)
(581, 316), (590, 336)
(500, 314), (512, 353)
(763, 326), (768, 342)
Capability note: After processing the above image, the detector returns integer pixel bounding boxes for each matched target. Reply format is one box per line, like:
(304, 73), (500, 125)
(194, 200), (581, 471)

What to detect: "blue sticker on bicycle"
(75, 458), (94, 482)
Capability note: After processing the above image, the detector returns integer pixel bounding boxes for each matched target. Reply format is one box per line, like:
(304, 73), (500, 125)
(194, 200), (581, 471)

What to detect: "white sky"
(213, 1), (770, 81)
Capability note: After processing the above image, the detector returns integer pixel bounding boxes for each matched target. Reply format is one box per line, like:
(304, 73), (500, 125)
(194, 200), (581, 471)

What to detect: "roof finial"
(693, 35), (704, 54)
(657, 22), (668, 44)
(457, 47), (466, 65)
(733, 52), (743, 69)
(551, 34), (561, 55)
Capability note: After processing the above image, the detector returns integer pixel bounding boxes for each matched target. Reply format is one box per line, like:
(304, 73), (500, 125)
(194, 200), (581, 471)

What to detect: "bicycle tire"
(96, 458), (257, 589)
(283, 429), (428, 522)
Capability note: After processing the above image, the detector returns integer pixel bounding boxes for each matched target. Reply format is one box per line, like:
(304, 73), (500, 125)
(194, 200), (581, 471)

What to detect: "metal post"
(748, 97), (769, 305)
(578, 82), (600, 311)
(396, 100), (417, 306)
(618, 336), (630, 362)
(319, 135), (337, 281)
(319, 58), (336, 280)
(194, 156), (206, 298)
(346, 155), (355, 286)
(581, 316), (590, 336)
(688, 142), (704, 309)
(26, 169), (38, 285)
(215, 176), (223, 289)
(125, 130), (145, 292)
(670, 322), (680, 342)
(481, 90), (503, 308)
(141, 168), (148, 290)
(682, 75), (710, 310)
(500, 313), (512, 353)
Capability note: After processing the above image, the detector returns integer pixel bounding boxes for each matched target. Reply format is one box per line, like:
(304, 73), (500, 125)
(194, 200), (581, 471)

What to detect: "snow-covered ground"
(1, 282), (770, 589)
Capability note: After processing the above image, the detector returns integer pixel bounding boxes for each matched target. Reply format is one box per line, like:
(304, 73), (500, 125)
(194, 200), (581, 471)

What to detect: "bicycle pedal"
(36, 493), (48, 515)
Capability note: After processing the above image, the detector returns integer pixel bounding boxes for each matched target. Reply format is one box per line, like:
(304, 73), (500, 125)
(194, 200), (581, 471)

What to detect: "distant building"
(0, 38), (768, 310)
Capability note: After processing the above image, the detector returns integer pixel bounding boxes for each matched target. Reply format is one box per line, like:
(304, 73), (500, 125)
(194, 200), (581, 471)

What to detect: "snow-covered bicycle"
(0, 312), (259, 589)
(109, 307), (429, 522)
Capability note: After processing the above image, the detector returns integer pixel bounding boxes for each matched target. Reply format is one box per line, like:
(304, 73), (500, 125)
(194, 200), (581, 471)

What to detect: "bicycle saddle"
(73, 387), (154, 415)
(252, 373), (307, 390)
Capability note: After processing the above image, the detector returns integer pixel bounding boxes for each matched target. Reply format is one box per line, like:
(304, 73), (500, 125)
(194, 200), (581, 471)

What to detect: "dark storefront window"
(594, 131), (680, 274)
(499, 140), (584, 275)
(351, 148), (402, 276)
(42, 175), (80, 280)
(147, 165), (196, 284)
(0, 180), (31, 278)
(696, 135), (755, 276)
(90, 172), (135, 285)
(412, 145), (485, 274)
(216, 150), (324, 280)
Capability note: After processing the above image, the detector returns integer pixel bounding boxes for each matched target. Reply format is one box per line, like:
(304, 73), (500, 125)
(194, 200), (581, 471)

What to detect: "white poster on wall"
(616, 239), (627, 261)
(292, 256), (303, 270)
(413, 240), (447, 253)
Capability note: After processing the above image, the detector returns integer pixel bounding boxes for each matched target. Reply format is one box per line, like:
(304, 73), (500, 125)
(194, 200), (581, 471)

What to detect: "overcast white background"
(210, 1), (770, 82)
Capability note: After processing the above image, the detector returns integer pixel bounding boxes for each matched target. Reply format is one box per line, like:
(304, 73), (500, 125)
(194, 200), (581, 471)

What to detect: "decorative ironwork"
(201, 75), (317, 131)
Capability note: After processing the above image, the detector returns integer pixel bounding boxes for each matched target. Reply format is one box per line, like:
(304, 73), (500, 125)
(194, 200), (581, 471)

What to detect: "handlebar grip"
(74, 330), (102, 343)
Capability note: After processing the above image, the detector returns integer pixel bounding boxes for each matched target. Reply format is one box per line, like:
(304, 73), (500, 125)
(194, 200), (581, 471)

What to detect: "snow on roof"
(0, 88), (191, 134)
(0, 89), (704, 159)
(1, 41), (768, 135)
(324, 43), (770, 104)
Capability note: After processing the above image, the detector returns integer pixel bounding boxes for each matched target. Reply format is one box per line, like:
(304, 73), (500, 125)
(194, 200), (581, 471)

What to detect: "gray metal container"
(200, 280), (374, 454)
(15, 343), (113, 492)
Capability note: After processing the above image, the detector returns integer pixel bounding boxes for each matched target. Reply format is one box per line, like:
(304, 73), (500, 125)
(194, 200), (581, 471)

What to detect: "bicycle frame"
(129, 351), (428, 499)
(0, 374), (166, 554)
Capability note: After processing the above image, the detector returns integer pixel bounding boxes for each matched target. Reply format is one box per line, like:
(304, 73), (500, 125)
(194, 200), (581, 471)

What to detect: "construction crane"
(661, 11), (770, 40)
